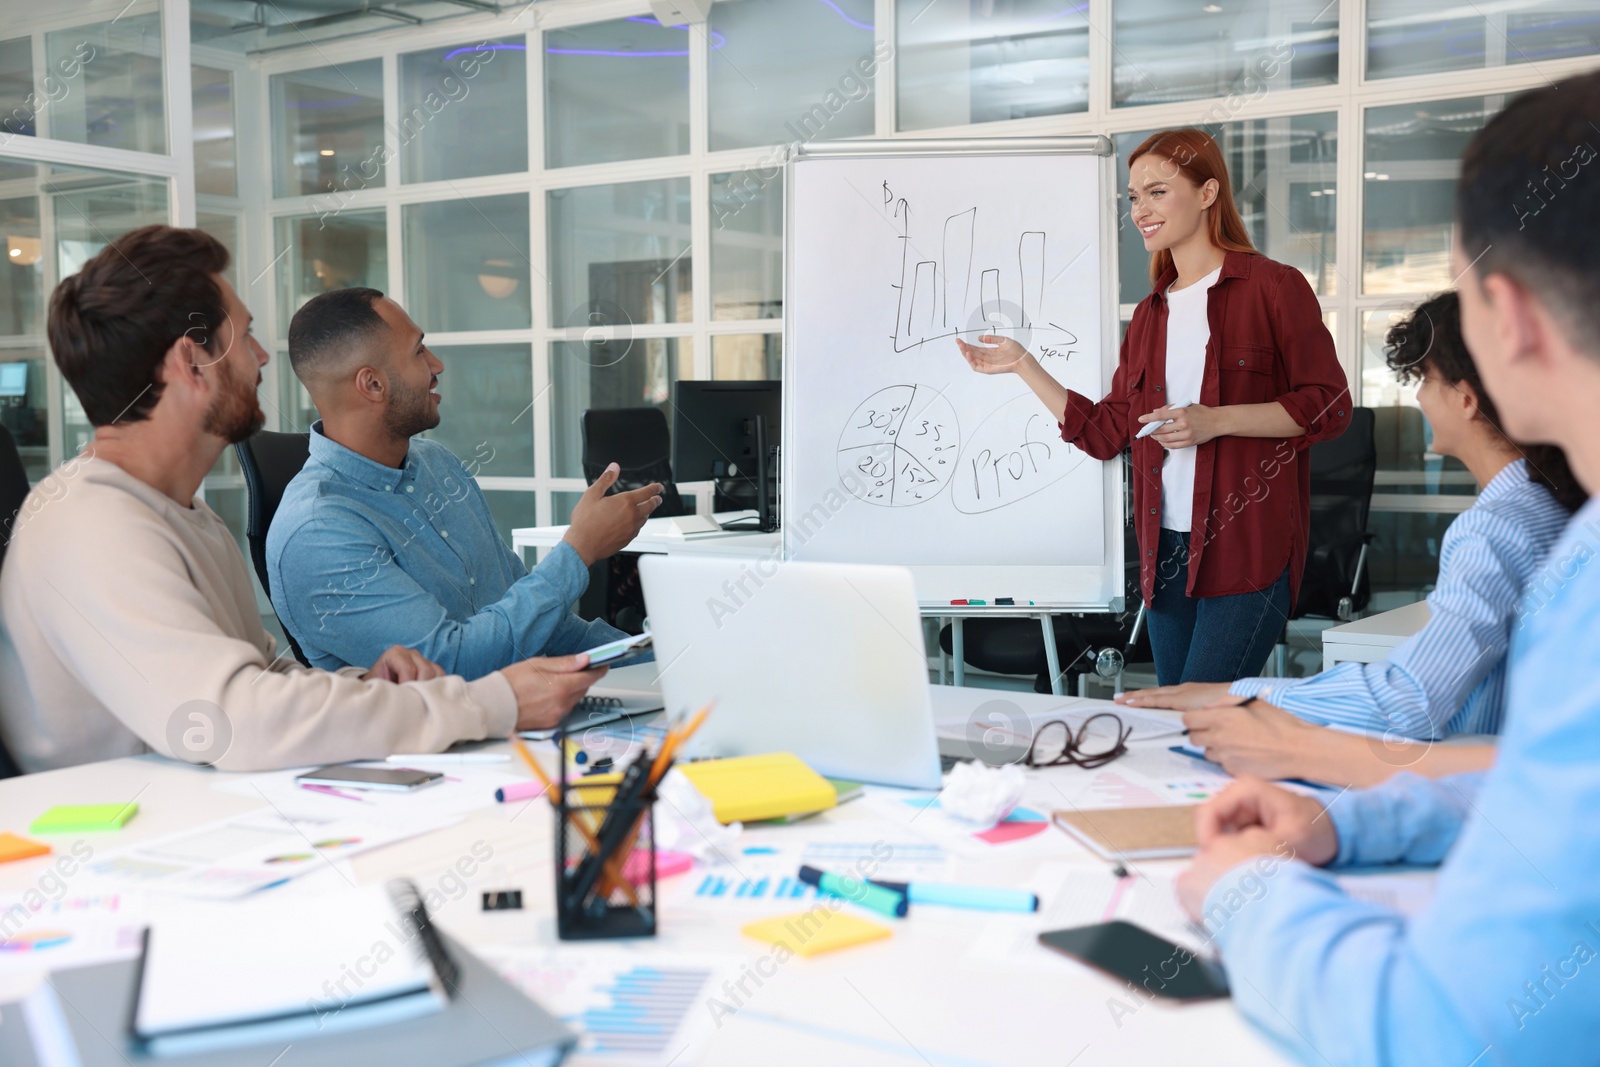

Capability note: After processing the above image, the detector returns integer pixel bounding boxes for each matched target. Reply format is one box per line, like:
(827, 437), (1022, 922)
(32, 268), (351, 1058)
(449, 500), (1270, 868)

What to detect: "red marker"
(950, 599), (968, 605)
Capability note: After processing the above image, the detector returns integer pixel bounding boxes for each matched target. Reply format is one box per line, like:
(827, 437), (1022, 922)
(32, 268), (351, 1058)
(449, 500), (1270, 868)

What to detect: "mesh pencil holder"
(554, 739), (658, 941)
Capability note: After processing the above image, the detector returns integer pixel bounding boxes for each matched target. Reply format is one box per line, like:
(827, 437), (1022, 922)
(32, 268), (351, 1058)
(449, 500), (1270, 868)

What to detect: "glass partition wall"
(7, 0), (1599, 617)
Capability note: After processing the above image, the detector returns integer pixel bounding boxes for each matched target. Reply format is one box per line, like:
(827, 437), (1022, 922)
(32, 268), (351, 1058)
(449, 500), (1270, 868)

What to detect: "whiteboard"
(781, 138), (1123, 609)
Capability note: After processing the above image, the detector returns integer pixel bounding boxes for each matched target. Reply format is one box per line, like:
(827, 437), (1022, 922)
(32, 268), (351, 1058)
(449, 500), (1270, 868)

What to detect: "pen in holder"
(554, 730), (658, 941)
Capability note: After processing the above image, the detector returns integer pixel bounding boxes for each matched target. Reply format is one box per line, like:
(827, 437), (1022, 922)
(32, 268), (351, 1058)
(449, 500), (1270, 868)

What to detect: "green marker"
(797, 865), (908, 918)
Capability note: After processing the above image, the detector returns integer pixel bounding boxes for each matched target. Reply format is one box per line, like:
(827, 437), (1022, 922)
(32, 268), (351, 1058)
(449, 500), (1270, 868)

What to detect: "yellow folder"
(677, 753), (837, 824)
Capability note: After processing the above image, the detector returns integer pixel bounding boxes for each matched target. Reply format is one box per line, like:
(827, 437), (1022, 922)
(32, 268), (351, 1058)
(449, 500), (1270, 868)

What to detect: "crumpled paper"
(653, 767), (741, 859)
(939, 760), (1026, 826)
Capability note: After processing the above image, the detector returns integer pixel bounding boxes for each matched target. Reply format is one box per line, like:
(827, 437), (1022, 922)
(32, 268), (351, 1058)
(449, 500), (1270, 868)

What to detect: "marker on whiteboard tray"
(995, 597), (1015, 605)
(950, 599), (968, 605)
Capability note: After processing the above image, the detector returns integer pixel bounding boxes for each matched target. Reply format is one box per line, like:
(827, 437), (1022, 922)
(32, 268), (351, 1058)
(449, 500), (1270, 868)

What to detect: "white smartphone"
(581, 632), (653, 667)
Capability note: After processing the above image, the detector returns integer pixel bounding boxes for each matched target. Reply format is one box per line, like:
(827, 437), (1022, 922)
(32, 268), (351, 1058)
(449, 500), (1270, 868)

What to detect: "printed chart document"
(81, 809), (458, 899)
(487, 945), (734, 1067)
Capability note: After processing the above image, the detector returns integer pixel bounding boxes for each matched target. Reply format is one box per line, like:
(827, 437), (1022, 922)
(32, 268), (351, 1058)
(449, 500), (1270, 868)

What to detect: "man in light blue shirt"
(1119, 292), (1581, 786)
(267, 288), (662, 679)
(1174, 69), (1600, 1065)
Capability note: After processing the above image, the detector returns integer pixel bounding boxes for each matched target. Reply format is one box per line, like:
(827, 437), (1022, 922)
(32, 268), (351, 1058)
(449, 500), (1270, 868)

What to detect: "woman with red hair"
(959, 128), (1351, 685)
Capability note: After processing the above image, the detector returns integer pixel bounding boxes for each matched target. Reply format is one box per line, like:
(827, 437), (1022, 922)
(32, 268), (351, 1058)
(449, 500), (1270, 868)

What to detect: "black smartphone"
(296, 765), (444, 792)
(1038, 921), (1229, 1001)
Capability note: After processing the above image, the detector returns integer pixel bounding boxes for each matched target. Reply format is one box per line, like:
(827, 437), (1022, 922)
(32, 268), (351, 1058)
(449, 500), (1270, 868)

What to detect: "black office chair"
(1273, 407), (1378, 674)
(0, 425), (29, 574)
(0, 425), (27, 777)
(1297, 407), (1378, 623)
(938, 523), (1152, 694)
(578, 408), (687, 634)
(580, 408), (687, 517)
(235, 431), (312, 666)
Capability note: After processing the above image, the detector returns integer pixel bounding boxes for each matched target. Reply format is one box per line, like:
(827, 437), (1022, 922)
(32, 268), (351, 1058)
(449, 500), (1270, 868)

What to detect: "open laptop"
(637, 555), (943, 789)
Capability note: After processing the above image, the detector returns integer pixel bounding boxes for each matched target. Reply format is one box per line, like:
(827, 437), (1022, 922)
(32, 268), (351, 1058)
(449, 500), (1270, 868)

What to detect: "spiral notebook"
(519, 690), (665, 741)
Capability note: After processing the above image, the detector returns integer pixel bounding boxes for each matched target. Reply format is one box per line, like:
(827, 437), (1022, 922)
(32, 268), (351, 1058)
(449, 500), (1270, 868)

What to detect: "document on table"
(966, 864), (1206, 975)
(929, 688), (1187, 744)
(1049, 746), (1235, 810)
(214, 761), (530, 818)
(486, 945), (736, 1067)
(0, 891), (148, 977)
(80, 809), (459, 899)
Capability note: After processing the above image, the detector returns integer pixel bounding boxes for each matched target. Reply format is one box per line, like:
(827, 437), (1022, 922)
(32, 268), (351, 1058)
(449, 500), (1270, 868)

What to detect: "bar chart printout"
(490, 949), (728, 1067)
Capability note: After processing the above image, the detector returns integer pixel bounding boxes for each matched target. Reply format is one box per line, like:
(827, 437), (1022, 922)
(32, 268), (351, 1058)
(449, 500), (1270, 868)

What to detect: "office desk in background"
(512, 512), (780, 565)
(0, 685), (1295, 1067)
(1320, 600), (1430, 671)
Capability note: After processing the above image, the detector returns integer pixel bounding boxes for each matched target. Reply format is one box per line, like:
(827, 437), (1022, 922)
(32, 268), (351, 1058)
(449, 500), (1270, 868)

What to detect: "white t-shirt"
(1159, 266), (1221, 532)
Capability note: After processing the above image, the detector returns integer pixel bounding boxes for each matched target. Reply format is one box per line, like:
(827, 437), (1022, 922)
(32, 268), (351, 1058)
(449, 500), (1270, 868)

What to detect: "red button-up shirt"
(1060, 251), (1352, 607)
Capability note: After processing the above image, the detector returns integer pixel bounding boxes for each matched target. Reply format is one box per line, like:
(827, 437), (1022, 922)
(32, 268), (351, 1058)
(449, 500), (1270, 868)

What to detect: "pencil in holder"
(554, 745), (658, 941)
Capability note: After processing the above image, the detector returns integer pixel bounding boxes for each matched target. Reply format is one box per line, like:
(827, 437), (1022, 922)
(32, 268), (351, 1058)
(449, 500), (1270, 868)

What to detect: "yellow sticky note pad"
(742, 909), (891, 958)
(0, 832), (50, 864)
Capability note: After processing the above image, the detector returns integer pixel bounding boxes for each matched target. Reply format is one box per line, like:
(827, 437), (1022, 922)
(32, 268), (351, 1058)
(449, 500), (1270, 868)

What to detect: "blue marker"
(868, 879), (1038, 913)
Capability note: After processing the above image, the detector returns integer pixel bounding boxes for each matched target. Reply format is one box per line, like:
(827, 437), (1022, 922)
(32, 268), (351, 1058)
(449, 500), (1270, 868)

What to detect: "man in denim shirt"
(267, 288), (661, 679)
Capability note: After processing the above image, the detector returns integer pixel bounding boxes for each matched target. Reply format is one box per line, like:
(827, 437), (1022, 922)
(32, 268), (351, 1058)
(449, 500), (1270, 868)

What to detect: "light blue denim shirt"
(1201, 497), (1600, 1066)
(266, 422), (626, 679)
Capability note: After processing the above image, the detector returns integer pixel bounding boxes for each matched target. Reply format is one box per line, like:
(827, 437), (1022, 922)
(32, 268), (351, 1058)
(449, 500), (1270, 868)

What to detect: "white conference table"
(1320, 600), (1430, 671)
(0, 685), (1294, 1067)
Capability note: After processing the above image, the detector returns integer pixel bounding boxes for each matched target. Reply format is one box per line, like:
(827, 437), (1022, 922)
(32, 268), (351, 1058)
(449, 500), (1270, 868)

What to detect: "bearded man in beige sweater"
(0, 225), (608, 773)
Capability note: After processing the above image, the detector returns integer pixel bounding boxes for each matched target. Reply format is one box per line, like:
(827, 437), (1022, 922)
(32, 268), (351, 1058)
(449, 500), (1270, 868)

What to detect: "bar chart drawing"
(887, 192), (1072, 354)
(837, 383), (961, 507)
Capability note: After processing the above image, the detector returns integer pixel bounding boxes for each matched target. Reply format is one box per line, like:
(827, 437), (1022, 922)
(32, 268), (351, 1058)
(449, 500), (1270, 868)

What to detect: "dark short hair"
(47, 225), (230, 426)
(288, 287), (386, 381)
(1457, 69), (1600, 358)
(1385, 290), (1586, 514)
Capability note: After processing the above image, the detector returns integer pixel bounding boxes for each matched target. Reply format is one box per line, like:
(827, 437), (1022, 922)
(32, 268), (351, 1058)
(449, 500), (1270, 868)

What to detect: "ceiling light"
(6, 236), (40, 266)
(319, 149), (335, 157)
(1309, 190), (1322, 197)
(1376, 173), (1390, 180)
(1203, 3), (1222, 10)
(478, 258), (519, 300)
(1364, 171), (1376, 179)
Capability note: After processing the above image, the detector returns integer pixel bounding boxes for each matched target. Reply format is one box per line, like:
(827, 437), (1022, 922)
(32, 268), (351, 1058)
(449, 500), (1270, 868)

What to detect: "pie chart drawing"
(837, 384), (961, 507)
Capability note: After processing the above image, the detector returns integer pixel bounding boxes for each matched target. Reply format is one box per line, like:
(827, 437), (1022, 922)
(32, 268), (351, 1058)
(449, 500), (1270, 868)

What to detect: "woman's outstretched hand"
(956, 334), (1035, 375)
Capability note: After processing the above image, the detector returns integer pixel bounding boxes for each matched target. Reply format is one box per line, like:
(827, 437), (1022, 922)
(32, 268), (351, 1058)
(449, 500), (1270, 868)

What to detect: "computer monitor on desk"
(0, 363), (27, 399)
(673, 380), (780, 532)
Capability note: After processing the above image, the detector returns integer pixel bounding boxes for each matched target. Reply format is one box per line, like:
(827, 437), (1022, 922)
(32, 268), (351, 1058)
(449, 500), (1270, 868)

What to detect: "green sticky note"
(30, 803), (139, 834)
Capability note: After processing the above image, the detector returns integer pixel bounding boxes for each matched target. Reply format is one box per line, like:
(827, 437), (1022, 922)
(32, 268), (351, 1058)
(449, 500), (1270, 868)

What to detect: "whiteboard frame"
(780, 137), (1125, 612)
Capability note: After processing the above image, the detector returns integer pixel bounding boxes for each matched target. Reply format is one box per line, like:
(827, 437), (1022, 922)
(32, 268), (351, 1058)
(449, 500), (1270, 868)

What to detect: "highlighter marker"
(870, 879), (1038, 913)
(797, 865), (908, 918)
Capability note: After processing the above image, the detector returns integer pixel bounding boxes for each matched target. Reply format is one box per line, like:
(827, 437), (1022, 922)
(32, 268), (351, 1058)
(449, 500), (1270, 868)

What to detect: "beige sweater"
(0, 457), (516, 772)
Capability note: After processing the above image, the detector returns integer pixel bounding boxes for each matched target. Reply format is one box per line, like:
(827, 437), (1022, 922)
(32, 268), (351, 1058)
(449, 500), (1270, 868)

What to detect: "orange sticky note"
(0, 832), (51, 864)
(742, 909), (891, 958)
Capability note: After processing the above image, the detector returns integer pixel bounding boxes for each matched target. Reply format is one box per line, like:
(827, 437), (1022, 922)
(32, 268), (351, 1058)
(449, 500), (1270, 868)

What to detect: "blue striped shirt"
(1228, 458), (1569, 738)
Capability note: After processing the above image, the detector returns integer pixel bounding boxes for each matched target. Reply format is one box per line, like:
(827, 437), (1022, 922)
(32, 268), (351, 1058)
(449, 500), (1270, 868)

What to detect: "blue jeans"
(1147, 528), (1291, 686)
